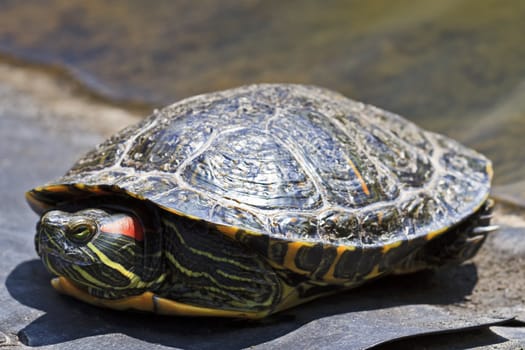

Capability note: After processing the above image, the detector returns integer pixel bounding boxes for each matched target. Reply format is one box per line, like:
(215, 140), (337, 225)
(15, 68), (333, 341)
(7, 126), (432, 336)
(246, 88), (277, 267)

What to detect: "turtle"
(27, 84), (496, 319)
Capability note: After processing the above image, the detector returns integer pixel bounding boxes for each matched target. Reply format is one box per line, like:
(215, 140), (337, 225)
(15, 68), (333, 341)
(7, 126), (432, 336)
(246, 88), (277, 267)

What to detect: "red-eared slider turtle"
(27, 84), (496, 319)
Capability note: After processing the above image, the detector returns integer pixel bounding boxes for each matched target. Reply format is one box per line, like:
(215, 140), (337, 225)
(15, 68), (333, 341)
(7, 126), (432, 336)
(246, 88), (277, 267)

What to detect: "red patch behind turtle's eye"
(101, 216), (144, 241)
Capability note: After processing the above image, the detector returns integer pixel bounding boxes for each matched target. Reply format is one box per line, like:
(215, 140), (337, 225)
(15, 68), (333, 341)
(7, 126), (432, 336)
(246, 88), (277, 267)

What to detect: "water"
(0, 0), (524, 187)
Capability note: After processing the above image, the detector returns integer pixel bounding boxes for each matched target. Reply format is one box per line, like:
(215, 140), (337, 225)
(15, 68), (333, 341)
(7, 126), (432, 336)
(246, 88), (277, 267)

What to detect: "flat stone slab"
(0, 78), (523, 349)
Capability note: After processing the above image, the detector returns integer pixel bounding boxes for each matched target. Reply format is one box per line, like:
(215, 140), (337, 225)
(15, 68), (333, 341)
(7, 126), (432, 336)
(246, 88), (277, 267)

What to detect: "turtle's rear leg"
(395, 199), (498, 274)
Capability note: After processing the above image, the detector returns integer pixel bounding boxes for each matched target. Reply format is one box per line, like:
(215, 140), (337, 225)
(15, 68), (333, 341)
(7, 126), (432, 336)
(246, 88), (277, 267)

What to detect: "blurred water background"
(0, 0), (524, 187)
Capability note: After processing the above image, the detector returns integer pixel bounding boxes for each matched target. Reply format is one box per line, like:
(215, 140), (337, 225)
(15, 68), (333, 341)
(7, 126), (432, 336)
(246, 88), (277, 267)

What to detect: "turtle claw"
(472, 225), (499, 235)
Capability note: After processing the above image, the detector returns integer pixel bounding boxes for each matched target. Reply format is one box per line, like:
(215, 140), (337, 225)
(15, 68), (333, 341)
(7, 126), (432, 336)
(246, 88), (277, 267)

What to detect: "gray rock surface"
(0, 75), (523, 349)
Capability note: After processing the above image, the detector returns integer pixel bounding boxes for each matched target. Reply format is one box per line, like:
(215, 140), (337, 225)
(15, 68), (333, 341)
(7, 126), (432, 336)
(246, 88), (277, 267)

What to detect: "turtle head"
(35, 208), (163, 299)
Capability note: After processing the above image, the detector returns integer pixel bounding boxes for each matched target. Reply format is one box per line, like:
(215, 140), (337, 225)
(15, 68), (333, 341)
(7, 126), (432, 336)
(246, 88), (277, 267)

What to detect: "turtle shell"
(27, 84), (492, 251)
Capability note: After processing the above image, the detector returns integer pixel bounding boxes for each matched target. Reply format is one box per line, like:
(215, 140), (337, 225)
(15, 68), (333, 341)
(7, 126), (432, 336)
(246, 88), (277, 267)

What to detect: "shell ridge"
(114, 116), (160, 169)
(267, 122), (328, 208)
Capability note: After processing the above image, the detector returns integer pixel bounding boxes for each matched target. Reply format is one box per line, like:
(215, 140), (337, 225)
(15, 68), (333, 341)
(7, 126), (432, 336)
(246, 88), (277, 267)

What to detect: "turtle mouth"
(39, 246), (92, 267)
(50, 273), (107, 299)
(40, 253), (119, 298)
(37, 247), (99, 296)
(51, 275), (136, 301)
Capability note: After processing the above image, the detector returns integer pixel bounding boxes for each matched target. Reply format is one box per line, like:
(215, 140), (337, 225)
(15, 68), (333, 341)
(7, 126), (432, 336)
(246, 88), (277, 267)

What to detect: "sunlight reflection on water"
(0, 0), (523, 186)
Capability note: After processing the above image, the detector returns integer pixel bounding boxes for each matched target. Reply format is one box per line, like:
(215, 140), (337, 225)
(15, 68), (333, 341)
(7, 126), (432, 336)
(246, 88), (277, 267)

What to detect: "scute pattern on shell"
(54, 84), (491, 246)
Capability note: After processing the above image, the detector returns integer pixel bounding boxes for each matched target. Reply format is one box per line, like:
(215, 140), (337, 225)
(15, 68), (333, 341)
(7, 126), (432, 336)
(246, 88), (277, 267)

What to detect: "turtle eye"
(68, 220), (97, 243)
